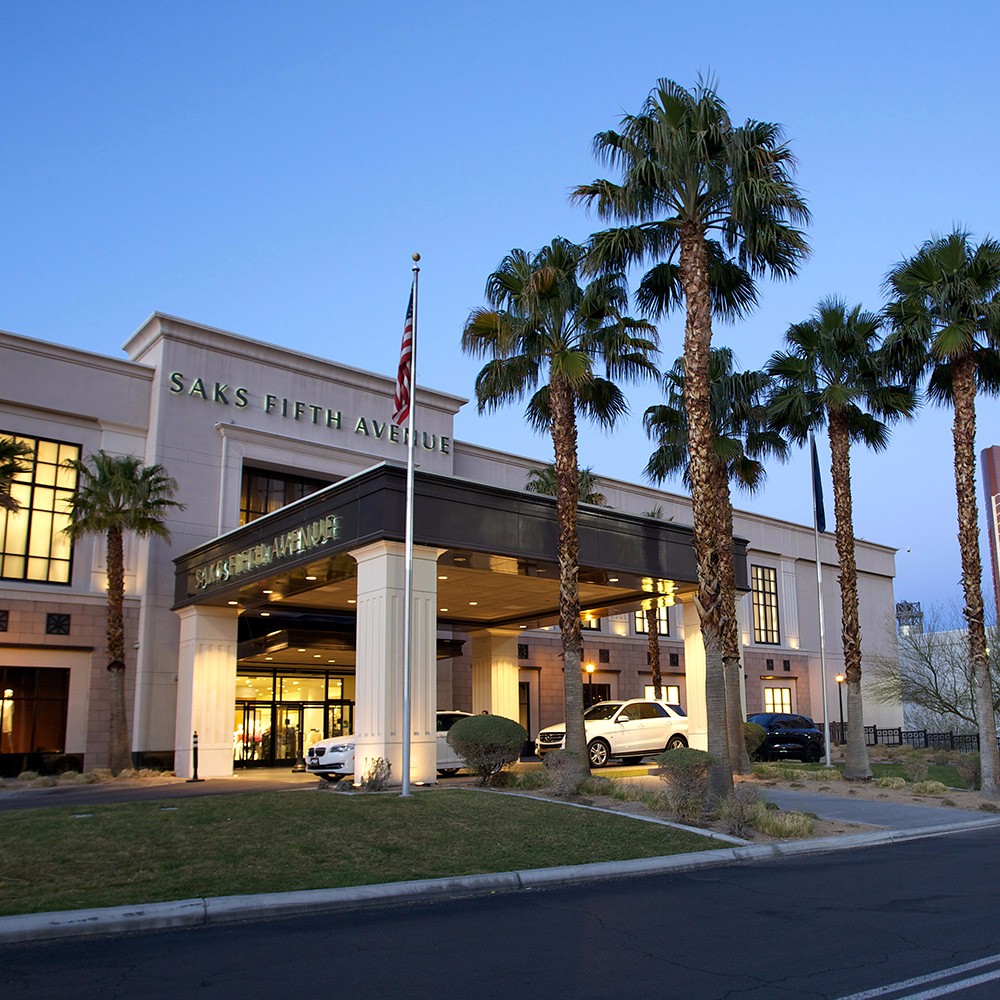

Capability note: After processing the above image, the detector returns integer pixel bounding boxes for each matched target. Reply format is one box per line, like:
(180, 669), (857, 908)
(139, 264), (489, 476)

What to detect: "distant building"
(0, 315), (903, 779)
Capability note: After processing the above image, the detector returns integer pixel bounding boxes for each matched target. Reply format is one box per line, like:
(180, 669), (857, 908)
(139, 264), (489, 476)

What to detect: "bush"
(543, 750), (586, 796)
(911, 780), (948, 795)
(876, 776), (907, 790)
(718, 783), (765, 837)
(750, 809), (816, 839)
(894, 748), (929, 782)
(655, 747), (714, 822)
(16, 771), (39, 782)
(447, 714), (527, 786)
(752, 764), (782, 780)
(357, 757), (391, 791)
(744, 722), (766, 759)
(952, 752), (981, 790)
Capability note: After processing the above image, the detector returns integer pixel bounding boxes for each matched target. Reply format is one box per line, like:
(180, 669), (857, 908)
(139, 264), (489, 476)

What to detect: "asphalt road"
(4, 825), (1000, 999)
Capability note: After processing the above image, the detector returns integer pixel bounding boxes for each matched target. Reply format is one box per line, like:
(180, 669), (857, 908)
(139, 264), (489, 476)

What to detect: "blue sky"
(3, 1), (1000, 617)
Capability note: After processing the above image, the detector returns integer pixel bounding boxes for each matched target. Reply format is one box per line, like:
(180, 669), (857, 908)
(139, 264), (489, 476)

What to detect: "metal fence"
(825, 721), (996, 753)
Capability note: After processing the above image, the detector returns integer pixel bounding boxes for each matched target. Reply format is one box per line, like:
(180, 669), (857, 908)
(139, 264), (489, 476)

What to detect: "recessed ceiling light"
(265, 656), (273, 661)
(328, 659), (336, 664)
(305, 575), (317, 581)
(348, 599), (356, 604)
(439, 607), (448, 612)
(469, 601), (478, 606)
(609, 577), (619, 583)
(438, 575), (448, 580)
(227, 600), (238, 606)
(260, 612), (270, 617)
(297, 648), (306, 653)
(519, 624), (527, 629)
(313, 654), (321, 658)
(454, 556), (467, 563)
(262, 589), (273, 595)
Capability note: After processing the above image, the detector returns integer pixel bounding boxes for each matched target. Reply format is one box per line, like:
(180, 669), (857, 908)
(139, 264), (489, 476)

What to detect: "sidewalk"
(2, 771), (999, 945)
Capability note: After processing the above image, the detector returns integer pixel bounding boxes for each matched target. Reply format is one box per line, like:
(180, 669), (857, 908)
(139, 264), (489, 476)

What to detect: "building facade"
(0, 314), (903, 779)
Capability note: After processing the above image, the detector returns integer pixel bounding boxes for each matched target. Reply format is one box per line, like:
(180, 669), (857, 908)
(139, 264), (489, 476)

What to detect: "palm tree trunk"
(646, 607), (662, 700)
(106, 525), (131, 775)
(715, 463), (752, 774)
(679, 221), (732, 799)
(827, 410), (871, 780)
(952, 357), (1000, 797)
(549, 375), (589, 783)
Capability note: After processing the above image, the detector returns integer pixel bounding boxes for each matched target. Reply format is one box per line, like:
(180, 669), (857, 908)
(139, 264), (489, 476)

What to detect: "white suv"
(306, 710), (473, 782)
(535, 699), (688, 768)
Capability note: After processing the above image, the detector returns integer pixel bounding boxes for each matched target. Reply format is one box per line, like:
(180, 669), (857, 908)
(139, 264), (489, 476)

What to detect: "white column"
(351, 540), (439, 785)
(679, 600), (708, 751)
(471, 628), (521, 720)
(174, 605), (239, 778)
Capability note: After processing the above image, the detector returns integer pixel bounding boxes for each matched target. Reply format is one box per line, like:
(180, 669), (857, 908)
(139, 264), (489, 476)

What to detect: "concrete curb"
(3, 815), (999, 945)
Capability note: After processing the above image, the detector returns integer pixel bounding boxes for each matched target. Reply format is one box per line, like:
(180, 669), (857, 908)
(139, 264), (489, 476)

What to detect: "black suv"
(747, 713), (824, 763)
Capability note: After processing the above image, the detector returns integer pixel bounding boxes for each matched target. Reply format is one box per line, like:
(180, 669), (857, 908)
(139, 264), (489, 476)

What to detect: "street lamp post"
(835, 673), (845, 745)
(585, 662), (595, 707)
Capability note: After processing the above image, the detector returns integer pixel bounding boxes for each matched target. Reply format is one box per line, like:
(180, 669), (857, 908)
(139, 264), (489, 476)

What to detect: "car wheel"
(664, 734), (688, 751)
(320, 773), (343, 783)
(803, 742), (822, 763)
(588, 739), (611, 768)
(436, 768), (460, 777)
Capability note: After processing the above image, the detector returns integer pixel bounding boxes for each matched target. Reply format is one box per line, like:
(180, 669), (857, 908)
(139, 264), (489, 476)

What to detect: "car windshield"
(584, 702), (623, 720)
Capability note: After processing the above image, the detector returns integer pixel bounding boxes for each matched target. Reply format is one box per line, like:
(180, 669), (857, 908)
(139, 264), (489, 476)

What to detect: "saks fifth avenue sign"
(168, 371), (451, 454)
(193, 514), (341, 591)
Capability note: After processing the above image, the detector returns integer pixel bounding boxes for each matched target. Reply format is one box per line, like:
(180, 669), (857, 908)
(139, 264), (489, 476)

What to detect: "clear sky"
(3, 1), (999, 617)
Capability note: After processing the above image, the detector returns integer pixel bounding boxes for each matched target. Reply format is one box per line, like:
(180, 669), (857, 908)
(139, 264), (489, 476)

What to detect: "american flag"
(392, 283), (414, 426)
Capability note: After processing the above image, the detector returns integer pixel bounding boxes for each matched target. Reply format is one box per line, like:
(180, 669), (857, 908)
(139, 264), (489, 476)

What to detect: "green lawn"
(0, 787), (719, 916)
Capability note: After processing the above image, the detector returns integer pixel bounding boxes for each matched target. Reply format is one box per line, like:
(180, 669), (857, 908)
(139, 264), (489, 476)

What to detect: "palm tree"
(63, 452), (184, 774)
(768, 298), (915, 780)
(462, 237), (658, 782)
(884, 231), (1000, 797)
(644, 347), (787, 773)
(0, 436), (34, 512)
(575, 76), (809, 797)
(525, 464), (607, 506)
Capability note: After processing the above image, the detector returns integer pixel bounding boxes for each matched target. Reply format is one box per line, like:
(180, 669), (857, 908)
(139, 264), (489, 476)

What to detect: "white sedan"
(306, 710), (472, 781)
(535, 699), (688, 768)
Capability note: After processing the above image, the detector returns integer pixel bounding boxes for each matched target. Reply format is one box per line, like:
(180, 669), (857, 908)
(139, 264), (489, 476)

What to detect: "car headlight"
(328, 743), (353, 753)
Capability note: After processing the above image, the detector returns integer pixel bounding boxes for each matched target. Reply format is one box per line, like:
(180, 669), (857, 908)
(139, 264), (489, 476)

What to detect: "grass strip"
(0, 787), (718, 916)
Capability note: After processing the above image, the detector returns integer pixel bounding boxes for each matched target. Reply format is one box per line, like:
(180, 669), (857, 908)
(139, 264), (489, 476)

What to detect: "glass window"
(239, 467), (330, 524)
(644, 684), (681, 704)
(751, 565), (780, 644)
(581, 615), (602, 631)
(0, 667), (70, 753)
(0, 434), (79, 584)
(764, 687), (792, 713)
(634, 606), (670, 636)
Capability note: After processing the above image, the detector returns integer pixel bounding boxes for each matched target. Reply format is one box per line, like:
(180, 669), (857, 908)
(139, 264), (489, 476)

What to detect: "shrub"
(718, 783), (765, 837)
(655, 747), (714, 822)
(357, 757), (391, 791)
(447, 714), (527, 786)
(744, 722), (766, 759)
(895, 748), (929, 782)
(911, 780), (948, 795)
(16, 771), (39, 782)
(751, 809), (816, 839)
(496, 768), (549, 791)
(752, 764), (782, 780)
(33, 775), (57, 787)
(952, 752), (981, 790)
(87, 769), (113, 782)
(543, 750), (586, 796)
(876, 776), (907, 790)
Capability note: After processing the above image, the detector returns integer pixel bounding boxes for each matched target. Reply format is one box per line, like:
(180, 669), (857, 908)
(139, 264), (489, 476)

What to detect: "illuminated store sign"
(193, 514), (340, 590)
(167, 371), (450, 454)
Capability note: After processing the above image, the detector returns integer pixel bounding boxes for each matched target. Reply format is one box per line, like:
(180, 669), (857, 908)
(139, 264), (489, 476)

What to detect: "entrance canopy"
(174, 462), (749, 654)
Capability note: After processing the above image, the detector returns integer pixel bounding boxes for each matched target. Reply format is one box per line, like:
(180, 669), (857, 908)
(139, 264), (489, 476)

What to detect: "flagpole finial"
(411, 252), (421, 262)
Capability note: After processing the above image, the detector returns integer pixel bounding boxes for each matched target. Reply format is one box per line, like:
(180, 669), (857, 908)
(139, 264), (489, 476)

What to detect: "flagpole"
(811, 433), (832, 767)
(400, 253), (420, 798)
